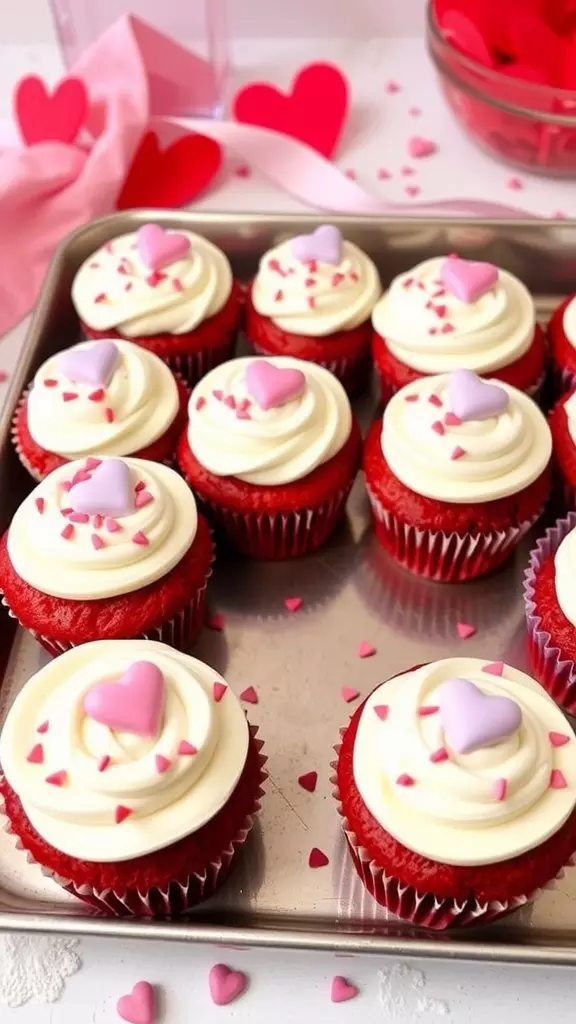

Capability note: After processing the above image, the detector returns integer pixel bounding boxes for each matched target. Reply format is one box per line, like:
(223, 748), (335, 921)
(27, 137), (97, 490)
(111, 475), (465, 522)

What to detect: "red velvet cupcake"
(13, 339), (188, 481)
(548, 296), (576, 393)
(177, 356), (361, 559)
(334, 657), (576, 929)
(72, 225), (242, 386)
(0, 640), (266, 916)
(245, 225), (381, 396)
(371, 256), (546, 400)
(0, 456), (213, 656)
(364, 370), (552, 582)
(548, 390), (576, 509)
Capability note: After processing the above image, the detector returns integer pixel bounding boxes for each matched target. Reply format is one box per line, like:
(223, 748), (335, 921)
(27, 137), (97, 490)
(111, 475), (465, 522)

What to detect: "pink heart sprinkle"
(444, 412), (462, 427)
(209, 965), (248, 1006)
(83, 661), (165, 738)
(396, 773), (416, 786)
(385, 80), (401, 93)
(342, 687), (360, 703)
(405, 185), (421, 198)
(91, 534), (105, 550)
(46, 771), (67, 787)
(483, 662), (504, 676)
(456, 622), (476, 639)
(35, 497), (45, 514)
(97, 755), (111, 773)
(106, 518), (121, 533)
(507, 176), (524, 191)
(135, 490), (153, 509)
(309, 847), (329, 868)
(207, 612), (224, 631)
(116, 981), (155, 1024)
(213, 682), (227, 703)
(27, 744), (44, 764)
(284, 596), (303, 612)
(492, 778), (508, 802)
(178, 740), (198, 756)
(374, 705), (389, 721)
(428, 393), (442, 407)
(155, 755), (171, 775)
(132, 531), (149, 546)
(451, 446), (467, 461)
(550, 769), (569, 790)
(115, 805), (133, 824)
(298, 771), (318, 793)
(137, 224), (191, 271)
(550, 732), (571, 748)
(245, 360), (306, 411)
(37, 721), (49, 734)
(357, 641), (376, 659)
(240, 686), (258, 705)
(429, 747), (449, 764)
(418, 705), (439, 717)
(407, 135), (437, 159)
(377, 168), (391, 180)
(331, 977), (359, 1004)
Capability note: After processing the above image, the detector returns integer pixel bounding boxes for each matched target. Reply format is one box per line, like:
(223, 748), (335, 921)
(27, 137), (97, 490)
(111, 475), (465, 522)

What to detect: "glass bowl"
(426, 1), (576, 178)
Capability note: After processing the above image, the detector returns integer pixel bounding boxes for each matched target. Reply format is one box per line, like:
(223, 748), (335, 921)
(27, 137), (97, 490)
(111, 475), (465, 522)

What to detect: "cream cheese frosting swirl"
(353, 657), (576, 866)
(372, 256), (535, 373)
(188, 356), (352, 485)
(251, 227), (381, 336)
(0, 640), (250, 861)
(382, 372), (551, 503)
(562, 297), (576, 349)
(7, 457), (197, 599)
(72, 229), (232, 336)
(554, 527), (576, 627)
(27, 340), (179, 459)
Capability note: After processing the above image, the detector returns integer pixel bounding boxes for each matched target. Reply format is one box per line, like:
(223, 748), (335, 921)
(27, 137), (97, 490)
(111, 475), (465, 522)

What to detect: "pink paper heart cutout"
(69, 458), (134, 517)
(291, 224), (343, 264)
(83, 662), (165, 738)
(245, 360), (306, 410)
(209, 965), (248, 1006)
(448, 370), (509, 422)
(137, 224), (191, 271)
(331, 976), (359, 1003)
(441, 256), (499, 303)
(439, 677), (522, 755)
(407, 136), (438, 159)
(116, 981), (155, 1024)
(59, 341), (119, 387)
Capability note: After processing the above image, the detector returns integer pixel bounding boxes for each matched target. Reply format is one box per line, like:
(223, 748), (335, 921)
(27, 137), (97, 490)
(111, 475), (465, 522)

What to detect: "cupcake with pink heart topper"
(371, 255), (546, 400)
(71, 225), (243, 386)
(363, 368), (552, 581)
(334, 656), (576, 929)
(245, 225), (381, 396)
(0, 456), (213, 656)
(12, 338), (189, 481)
(0, 639), (266, 916)
(177, 355), (362, 559)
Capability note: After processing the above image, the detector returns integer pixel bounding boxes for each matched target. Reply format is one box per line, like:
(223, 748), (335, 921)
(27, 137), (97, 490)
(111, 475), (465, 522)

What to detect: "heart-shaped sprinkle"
(284, 596), (303, 612)
(492, 778), (508, 802)
(429, 747), (449, 763)
(309, 847), (329, 868)
(342, 686), (360, 703)
(115, 805), (133, 824)
(291, 225), (343, 265)
(441, 256), (499, 303)
(418, 705), (439, 717)
(245, 360), (306, 411)
(213, 682), (227, 703)
(331, 977), (359, 1004)
(117, 981), (156, 1024)
(456, 621), (476, 639)
(483, 662), (504, 676)
(59, 341), (119, 388)
(298, 771), (318, 792)
(408, 135), (437, 159)
(396, 773), (416, 786)
(27, 744), (44, 764)
(137, 224), (191, 271)
(154, 755), (171, 774)
(209, 964), (248, 1006)
(46, 770), (67, 787)
(207, 612), (224, 631)
(550, 769), (568, 789)
(439, 678), (522, 755)
(178, 740), (198, 756)
(84, 662), (165, 738)
(69, 459), (134, 518)
(37, 721), (49, 734)
(449, 370), (509, 423)
(374, 705), (389, 721)
(550, 732), (571, 748)
(97, 755), (111, 772)
(357, 641), (376, 659)
(240, 686), (258, 704)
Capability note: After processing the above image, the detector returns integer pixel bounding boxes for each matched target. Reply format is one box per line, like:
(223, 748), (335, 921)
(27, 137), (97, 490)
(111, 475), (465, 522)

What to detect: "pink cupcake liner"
(1, 729), (267, 918)
(252, 342), (371, 398)
(164, 336), (236, 388)
(330, 743), (568, 930)
(366, 482), (542, 583)
(523, 510), (576, 712)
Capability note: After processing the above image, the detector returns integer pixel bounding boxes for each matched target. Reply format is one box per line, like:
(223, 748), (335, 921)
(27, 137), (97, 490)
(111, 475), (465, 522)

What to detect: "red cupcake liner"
(524, 511), (576, 713)
(366, 481), (541, 583)
(2, 727), (267, 917)
(162, 336), (236, 389)
(252, 342), (371, 399)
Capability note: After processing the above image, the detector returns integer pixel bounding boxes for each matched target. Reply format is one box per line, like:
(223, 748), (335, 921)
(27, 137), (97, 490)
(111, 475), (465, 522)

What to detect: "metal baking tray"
(1, 211), (576, 965)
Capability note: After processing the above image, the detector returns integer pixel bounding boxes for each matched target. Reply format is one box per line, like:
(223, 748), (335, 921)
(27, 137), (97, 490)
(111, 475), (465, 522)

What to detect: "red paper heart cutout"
(15, 75), (88, 147)
(117, 131), (222, 211)
(233, 62), (348, 159)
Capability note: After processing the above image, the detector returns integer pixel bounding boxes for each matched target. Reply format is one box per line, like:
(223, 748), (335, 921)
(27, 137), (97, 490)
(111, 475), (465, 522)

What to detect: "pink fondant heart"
(439, 677), (522, 755)
(69, 458), (134, 517)
(209, 965), (248, 1006)
(59, 341), (119, 387)
(117, 981), (155, 1024)
(291, 224), (343, 264)
(84, 662), (165, 738)
(448, 370), (509, 422)
(441, 256), (499, 303)
(245, 359), (306, 410)
(137, 224), (191, 271)
(331, 976), (359, 1003)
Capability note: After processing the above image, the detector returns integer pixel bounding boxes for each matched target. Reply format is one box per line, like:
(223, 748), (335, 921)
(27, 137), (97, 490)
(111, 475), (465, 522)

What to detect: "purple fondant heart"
(59, 341), (119, 388)
(137, 224), (191, 271)
(69, 459), (134, 517)
(245, 360), (306, 410)
(448, 369), (509, 422)
(439, 677), (522, 755)
(291, 225), (343, 265)
(441, 256), (499, 303)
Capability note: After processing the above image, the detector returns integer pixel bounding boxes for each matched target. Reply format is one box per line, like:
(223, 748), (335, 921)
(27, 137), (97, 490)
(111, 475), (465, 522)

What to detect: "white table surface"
(2, 19), (576, 1023)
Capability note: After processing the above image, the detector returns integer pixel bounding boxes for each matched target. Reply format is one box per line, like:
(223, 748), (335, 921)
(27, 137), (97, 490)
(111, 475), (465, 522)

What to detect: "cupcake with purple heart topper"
(12, 338), (189, 481)
(363, 368), (552, 581)
(334, 656), (576, 929)
(71, 225), (243, 386)
(0, 456), (214, 656)
(245, 225), (381, 396)
(371, 255), (546, 401)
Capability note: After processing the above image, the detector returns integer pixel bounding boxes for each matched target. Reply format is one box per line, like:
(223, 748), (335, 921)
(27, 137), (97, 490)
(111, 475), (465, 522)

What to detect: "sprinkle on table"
(207, 612), (224, 631)
(308, 847), (329, 869)
(357, 641), (376, 659)
(298, 771), (318, 793)
(284, 596), (303, 613)
(456, 621), (476, 639)
(240, 686), (258, 705)
(341, 687), (360, 704)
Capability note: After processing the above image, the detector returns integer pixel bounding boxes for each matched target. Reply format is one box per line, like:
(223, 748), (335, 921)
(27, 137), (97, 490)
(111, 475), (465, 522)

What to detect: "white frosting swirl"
(7, 457), (197, 599)
(372, 257), (535, 373)
(71, 231), (232, 336)
(382, 374), (551, 503)
(251, 236), (380, 336)
(27, 340), (179, 459)
(0, 640), (250, 862)
(564, 392), (576, 450)
(353, 658), (576, 866)
(188, 356), (352, 485)
(554, 527), (576, 627)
